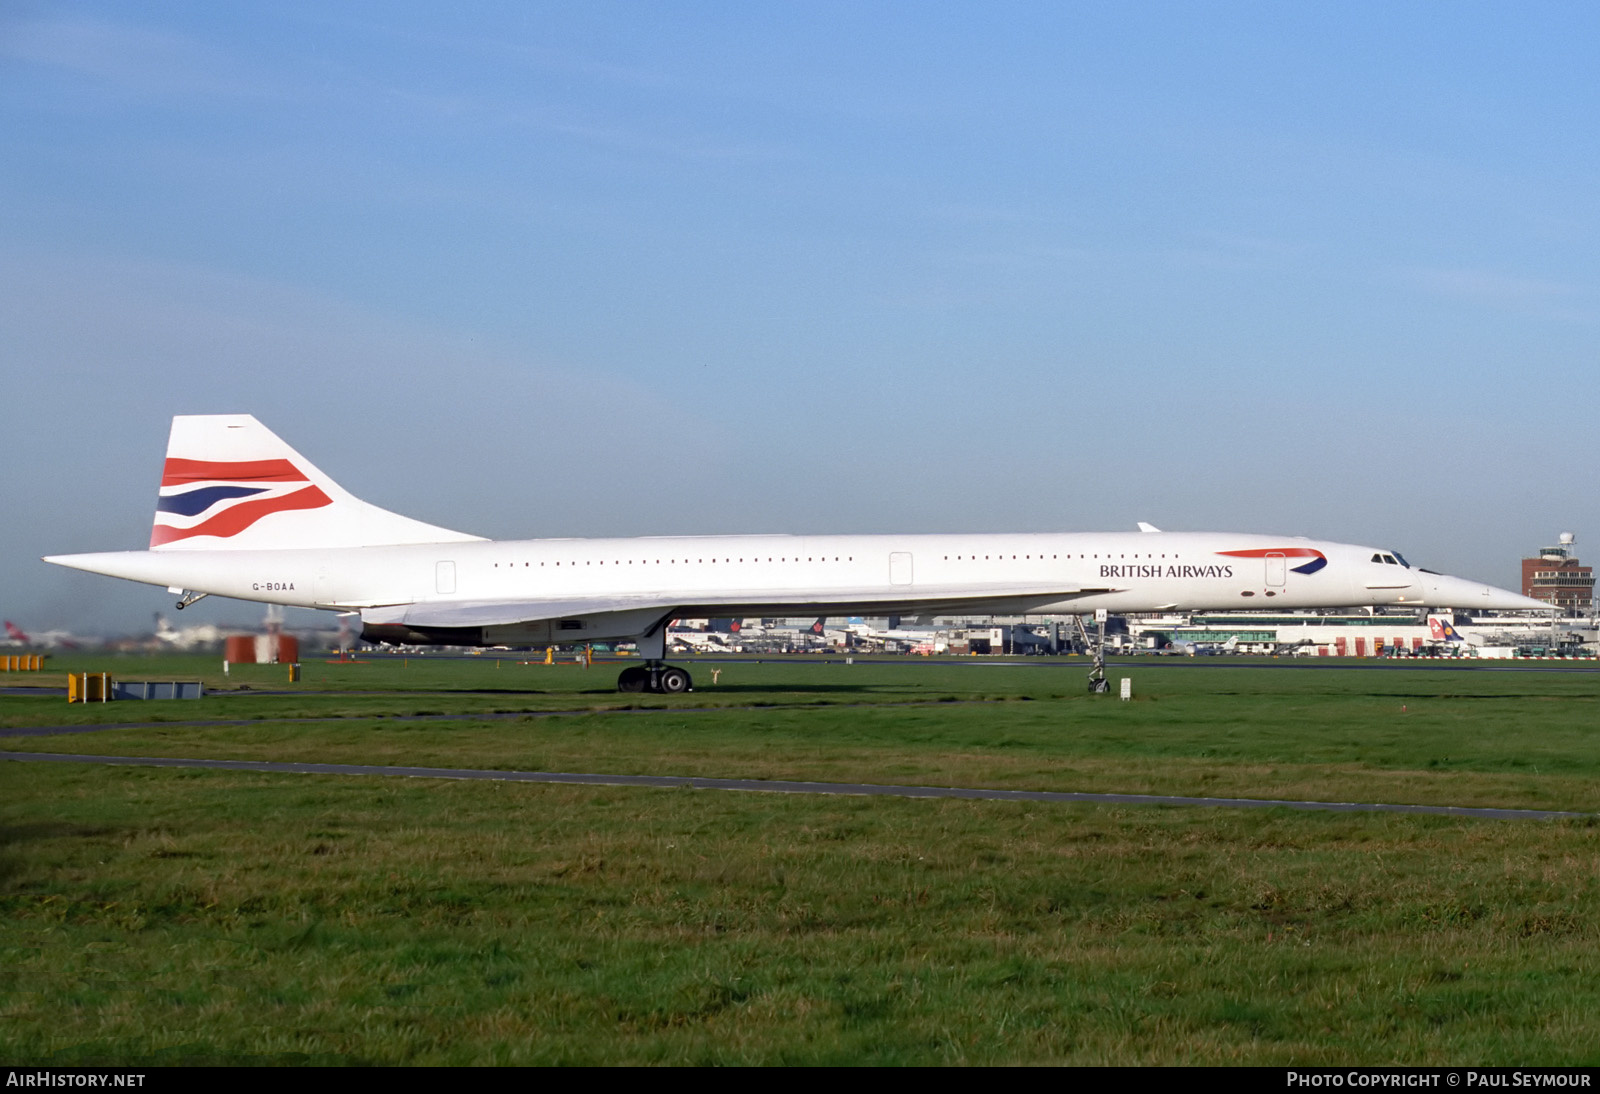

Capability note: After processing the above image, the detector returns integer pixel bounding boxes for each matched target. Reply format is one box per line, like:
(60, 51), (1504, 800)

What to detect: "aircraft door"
(1265, 553), (1286, 587)
(889, 552), (913, 586)
(436, 561), (457, 595)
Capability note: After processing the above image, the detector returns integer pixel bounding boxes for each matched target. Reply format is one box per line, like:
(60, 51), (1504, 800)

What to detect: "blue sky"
(2, 2), (1595, 632)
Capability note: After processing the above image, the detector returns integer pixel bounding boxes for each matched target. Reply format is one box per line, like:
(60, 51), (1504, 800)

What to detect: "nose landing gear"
(1076, 613), (1111, 694)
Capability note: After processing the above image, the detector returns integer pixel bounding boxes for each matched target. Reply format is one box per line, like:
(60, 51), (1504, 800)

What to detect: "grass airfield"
(3, 651), (1599, 1065)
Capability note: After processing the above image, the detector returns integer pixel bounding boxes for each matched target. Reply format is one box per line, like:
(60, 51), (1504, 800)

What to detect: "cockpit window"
(1381, 554), (1398, 565)
(1392, 551), (1410, 568)
(1371, 553), (1383, 563)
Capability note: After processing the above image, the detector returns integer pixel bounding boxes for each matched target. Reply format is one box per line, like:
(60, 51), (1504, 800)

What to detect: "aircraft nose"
(1419, 572), (1551, 612)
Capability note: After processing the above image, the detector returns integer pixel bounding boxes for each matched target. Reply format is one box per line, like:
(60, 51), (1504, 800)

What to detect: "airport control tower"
(1521, 533), (1596, 613)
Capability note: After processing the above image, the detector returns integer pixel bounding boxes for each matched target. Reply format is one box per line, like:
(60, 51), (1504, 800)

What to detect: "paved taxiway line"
(2, 750), (1585, 821)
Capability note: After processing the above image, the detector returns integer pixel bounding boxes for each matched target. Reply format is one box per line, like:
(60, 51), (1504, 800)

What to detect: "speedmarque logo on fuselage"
(1215, 547), (1328, 574)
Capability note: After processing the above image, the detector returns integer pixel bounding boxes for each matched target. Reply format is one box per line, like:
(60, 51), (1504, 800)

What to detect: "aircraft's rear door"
(436, 561), (457, 595)
(1265, 553), (1286, 587)
(889, 552), (913, 586)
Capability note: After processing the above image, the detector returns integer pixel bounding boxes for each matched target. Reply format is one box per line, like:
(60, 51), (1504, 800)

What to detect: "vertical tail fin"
(1427, 615), (1462, 642)
(151, 415), (482, 550)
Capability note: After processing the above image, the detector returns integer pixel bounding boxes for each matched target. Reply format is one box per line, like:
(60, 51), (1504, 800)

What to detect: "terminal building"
(1117, 610), (1589, 658)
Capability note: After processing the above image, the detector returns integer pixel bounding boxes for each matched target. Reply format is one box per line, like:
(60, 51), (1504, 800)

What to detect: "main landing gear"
(616, 662), (693, 694)
(618, 623), (693, 693)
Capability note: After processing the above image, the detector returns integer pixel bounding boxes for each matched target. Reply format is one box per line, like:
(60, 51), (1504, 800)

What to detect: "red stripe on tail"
(160, 458), (305, 486)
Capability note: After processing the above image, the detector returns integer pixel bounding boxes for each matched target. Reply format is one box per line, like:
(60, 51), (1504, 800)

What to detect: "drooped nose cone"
(1418, 571), (1553, 612)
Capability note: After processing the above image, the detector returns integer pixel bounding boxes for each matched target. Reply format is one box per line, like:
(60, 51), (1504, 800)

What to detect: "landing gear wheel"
(658, 666), (692, 694)
(617, 665), (649, 693)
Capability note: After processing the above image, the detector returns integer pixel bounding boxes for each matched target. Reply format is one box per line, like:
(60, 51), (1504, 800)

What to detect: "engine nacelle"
(360, 623), (486, 646)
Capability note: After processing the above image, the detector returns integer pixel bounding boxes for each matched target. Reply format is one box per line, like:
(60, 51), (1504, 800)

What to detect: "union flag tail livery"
(149, 416), (481, 551)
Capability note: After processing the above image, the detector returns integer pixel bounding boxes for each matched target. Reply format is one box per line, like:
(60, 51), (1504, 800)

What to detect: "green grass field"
(3, 653), (1598, 1064)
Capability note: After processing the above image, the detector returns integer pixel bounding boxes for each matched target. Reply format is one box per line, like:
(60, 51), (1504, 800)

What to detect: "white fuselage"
(51, 530), (1538, 647)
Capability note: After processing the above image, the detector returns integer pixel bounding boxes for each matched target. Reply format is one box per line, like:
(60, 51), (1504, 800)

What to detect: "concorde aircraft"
(44, 416), (1548, 693)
